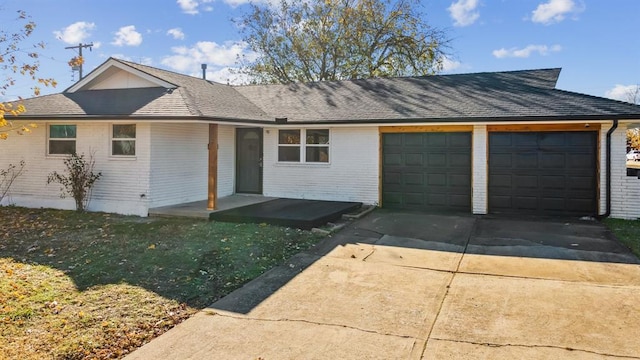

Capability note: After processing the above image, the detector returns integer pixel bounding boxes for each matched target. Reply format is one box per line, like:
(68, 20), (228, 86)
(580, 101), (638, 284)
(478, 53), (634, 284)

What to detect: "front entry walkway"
(126, 211), (640, 359)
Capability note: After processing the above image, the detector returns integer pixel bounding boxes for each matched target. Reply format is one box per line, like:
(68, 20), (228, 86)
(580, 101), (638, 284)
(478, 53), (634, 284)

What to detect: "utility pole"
(65, 43), (93, 79)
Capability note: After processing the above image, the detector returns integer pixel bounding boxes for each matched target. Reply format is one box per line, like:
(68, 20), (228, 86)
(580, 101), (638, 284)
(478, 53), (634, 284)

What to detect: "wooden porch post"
(207, 124), (218, 210)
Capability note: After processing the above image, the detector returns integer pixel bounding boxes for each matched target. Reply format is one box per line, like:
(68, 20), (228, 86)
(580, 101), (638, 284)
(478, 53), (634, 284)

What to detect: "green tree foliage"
(237, 0), (449, 84)
(0, 10), (56, 139)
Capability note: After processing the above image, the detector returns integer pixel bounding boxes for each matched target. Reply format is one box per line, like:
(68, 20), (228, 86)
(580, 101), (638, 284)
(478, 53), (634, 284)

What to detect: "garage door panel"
(514, 196), (538, 210)
(539, 133), (566, 147)
(516, 153), (538, 168)
(425, 133), (447, 146)
(428, 153), (447, 166)
(450, 174), (471, 187)
(384, 153), (402, 166)
(491, 153), (512, 168)
(403, 173), (424, 185)
(569, 133), (597, 146)
(450, 153), (472, 166)
(405, 153), (424, 166)
(568, 154), (595, 169)
(404, 133), (424, 146)
(449, 133), (472, 147)
(428, 173), (446, 186)
(541, 153), (565, 168)
(489, 131), (597, 216)
(382, 132), (471, 212)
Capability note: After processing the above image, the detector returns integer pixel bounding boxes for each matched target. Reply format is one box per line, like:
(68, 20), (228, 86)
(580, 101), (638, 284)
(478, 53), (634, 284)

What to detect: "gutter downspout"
(603, 119), (618, 218)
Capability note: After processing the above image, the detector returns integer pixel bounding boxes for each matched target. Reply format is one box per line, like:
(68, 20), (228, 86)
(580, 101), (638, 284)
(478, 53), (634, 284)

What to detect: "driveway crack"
(205, 310), (416, 340)
(410, 217), (477, 359)
(429, 338), (640, 359)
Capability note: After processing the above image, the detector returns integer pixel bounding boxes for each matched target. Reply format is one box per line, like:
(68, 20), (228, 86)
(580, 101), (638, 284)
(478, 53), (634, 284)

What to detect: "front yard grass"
(603, 218), (640, 258)
(0, 206), (323, 359)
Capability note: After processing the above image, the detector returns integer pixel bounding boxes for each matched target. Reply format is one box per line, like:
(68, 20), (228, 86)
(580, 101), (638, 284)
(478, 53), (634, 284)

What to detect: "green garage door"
(382, 132), (472, 212)
(489, 131), (597, 216)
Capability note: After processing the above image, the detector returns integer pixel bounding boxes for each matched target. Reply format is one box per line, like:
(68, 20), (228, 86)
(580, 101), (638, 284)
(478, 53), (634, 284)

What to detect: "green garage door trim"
(382, 132), (472, 212)
(488, 131), (598, 216)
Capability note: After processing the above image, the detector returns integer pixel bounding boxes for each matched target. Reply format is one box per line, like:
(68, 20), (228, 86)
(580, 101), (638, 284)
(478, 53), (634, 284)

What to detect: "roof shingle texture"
(15, 59), (640, 123)
(234, 68), (640, 122)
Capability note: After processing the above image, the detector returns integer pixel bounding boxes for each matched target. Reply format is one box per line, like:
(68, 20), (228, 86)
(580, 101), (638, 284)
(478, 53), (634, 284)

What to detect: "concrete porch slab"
(148, 194), (276, 219)
(209, 198), (362, 229)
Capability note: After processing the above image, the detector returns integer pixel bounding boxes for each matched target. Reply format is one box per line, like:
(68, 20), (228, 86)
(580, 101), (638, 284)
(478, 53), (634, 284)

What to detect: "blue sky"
(2, 0), (639, 102)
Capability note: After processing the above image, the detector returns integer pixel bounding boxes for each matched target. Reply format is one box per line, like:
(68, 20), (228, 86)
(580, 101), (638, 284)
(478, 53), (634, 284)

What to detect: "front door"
(236, 128), (263, 193)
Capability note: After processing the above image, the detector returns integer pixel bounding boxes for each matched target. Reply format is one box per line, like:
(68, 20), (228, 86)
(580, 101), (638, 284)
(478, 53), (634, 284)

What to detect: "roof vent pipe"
(201, 64), (207, 80)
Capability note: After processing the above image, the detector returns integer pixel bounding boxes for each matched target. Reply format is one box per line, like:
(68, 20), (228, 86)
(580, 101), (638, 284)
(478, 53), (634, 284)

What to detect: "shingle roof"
(18, 58), (270, 121)
(11, 59), (640, 123)
(235, 69), (640, 123)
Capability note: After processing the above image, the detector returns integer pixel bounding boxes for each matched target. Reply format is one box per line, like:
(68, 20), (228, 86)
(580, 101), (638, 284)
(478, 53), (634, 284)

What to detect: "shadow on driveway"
(211, 209), (639, 315)
(127, 209), (640, 359)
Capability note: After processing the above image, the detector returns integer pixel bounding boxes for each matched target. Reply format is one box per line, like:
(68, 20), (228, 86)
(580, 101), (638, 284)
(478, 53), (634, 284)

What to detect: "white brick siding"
(148, 123), (208, 208)
(610, 122), (640, 219)
(0, 120), (151, 216)
(472, 125), (488, 214)
(262, 126), (379, 204)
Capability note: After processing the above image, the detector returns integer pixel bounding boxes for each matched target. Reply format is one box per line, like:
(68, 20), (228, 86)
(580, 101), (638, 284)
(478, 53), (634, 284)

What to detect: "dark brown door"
(488, 131), (597, 216)
(236, 128), (263, 194)
(382, 132), (472, 212)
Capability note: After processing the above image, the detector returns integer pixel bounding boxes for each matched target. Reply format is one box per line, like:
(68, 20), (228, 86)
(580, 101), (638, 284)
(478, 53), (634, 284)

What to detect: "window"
(112, 124), (136, 156)
(305, 129), (329, 162)
(278, 129), (301, 162)
(48, 124), (76, 155)
(278, 129), (329, 163)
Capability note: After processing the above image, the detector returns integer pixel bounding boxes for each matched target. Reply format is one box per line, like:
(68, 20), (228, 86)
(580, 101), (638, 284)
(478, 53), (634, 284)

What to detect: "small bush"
(0, 160), (25, 204)
(47, 152), (102, 212)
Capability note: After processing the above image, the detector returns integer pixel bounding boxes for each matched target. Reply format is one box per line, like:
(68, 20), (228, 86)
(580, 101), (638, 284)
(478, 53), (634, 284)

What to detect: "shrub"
(47, 152), (101, 212)
(0, 160), (26, 204)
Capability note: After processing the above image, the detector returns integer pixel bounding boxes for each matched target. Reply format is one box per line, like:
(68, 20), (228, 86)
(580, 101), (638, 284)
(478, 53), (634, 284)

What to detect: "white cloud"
(439, 56), (462, 72)
(167, 28), (185, 40)
(531, 0), (583, 25)
(54, 21), (96, 44)
(492, 44), (562, 58)
(161, 41), (256, 71)
(161, 41), (257, 84)
(112, 25), (143, 47)
(207, 67), (254, 85)
(448, 0), (480, 27)
(605, 84), (640, 103)
(177, 0), (214, 14)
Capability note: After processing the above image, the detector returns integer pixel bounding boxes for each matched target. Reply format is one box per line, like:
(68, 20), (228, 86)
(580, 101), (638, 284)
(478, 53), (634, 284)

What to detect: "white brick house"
(3, 58), (640, 218)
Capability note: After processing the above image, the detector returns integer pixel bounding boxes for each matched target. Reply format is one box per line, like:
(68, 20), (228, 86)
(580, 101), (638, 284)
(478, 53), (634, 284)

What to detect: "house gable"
(66, 58), (177, 93)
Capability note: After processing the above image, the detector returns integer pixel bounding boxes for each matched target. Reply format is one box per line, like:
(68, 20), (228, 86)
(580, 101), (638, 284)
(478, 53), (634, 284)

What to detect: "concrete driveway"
(127, 211), (640, 359)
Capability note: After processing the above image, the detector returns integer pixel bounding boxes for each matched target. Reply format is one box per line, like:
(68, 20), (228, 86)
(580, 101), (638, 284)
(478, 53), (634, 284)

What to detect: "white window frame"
(277, 128), (330, 164)
(110, 124), (136, 158)
(47, 124), (77, 156)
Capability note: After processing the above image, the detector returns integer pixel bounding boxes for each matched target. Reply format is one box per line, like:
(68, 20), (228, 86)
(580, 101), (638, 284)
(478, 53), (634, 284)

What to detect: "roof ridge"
(552, 88), (640, 107)
(233, 67), (563, 89)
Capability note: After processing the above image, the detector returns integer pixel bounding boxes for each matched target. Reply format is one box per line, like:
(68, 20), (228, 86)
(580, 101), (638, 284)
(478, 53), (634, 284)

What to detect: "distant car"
(627, 150), (640, 161)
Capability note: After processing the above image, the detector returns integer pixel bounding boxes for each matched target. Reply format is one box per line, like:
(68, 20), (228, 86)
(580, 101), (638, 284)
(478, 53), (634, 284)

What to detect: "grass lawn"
(604, 218), (640, 258)
(0, 206), (323, 359)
